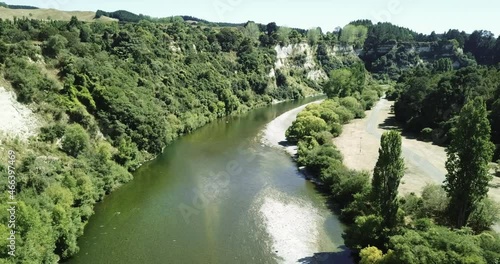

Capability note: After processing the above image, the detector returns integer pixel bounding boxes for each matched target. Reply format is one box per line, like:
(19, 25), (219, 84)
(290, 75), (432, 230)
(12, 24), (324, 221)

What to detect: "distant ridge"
(0, 1), (39, 9)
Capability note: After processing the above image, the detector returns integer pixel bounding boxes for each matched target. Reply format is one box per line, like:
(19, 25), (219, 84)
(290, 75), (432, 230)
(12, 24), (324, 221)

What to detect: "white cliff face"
(0, 86), (40, 141)
(273, 43), (328, 81)
(271, 43), (360, 82)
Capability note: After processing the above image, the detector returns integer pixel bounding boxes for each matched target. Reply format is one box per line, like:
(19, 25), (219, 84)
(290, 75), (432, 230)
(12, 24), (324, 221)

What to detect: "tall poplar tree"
(372, 131), (405, 229)
(444, 98), (495, 228)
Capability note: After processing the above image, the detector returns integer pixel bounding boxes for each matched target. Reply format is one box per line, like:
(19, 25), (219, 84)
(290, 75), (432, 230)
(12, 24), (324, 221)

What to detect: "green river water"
(68, 97), (351, 264)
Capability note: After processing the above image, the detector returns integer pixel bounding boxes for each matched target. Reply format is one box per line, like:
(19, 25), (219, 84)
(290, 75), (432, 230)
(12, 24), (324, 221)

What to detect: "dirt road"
(334, 98), (500, 203)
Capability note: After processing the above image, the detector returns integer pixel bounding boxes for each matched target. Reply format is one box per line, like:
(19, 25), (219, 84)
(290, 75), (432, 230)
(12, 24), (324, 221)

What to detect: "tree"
(307, 27), (321, 45)
(61, 124), (89, 157)
(444, 98), (495, 228)
(243, 21), (260, 42)
(371, 131), (404, 229)
(276, 26), (291, 45)
(43, 34), (68, 57)
(340, 24), (368, 48)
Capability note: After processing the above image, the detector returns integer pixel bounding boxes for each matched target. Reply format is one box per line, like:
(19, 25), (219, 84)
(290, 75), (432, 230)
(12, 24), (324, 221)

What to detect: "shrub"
(420, 127), (433, 142)
(340, 96), (366, 118)
(468, 198), (500, 233)
(286, 115), (328, 142)
(61, 124), (89, 157)
(333, 106), (356, 124)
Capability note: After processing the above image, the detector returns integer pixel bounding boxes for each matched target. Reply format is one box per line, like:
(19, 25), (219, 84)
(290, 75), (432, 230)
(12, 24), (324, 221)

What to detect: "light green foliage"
(401, 184), (449, 224)
(444, 99), (495, 228)
(340, 96), (366, 118)
(0, 17), (317, 262)
(467, 198), (500, 233)
(340, 24), (368, 48)
(276, 26), (291, 45)
(285, 115), (328, 143)
(359, 246), (384, 264)
(385, 222), (500, 264)
(242, 21), (261, 42)
(324, 62), (369, 98)
(307, 27), (321, 45)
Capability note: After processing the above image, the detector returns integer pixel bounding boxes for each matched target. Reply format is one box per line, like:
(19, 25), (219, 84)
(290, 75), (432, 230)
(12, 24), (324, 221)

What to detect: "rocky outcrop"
(0, 86), (40, 140)
(271, 42), (360, 82)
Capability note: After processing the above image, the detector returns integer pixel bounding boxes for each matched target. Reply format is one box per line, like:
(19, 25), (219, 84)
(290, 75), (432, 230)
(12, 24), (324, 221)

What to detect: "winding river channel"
(68, 96), (351, 264)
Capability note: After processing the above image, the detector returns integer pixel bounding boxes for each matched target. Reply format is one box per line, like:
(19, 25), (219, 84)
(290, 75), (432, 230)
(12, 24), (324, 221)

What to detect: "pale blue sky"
(10, 0), (500, 35)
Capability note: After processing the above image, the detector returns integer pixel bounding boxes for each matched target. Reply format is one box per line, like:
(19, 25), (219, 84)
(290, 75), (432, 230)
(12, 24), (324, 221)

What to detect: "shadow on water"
(297, 246), (353, 264)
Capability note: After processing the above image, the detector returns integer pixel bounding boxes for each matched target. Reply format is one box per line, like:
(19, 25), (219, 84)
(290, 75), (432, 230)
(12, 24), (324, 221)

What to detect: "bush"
(340, 96), (366, 118)
(468, 198), (500, 233)
(333, 106), (356, 124)
(39, 123), (66, 143)
(285, 115), (328, 143)
(61, 124), (89, 157)
(420, 127), (433, 142)
(301, 144), (343, 175)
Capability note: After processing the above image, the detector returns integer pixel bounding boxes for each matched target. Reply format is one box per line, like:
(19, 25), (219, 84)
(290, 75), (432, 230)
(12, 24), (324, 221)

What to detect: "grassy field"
(0, 7), (117, 22)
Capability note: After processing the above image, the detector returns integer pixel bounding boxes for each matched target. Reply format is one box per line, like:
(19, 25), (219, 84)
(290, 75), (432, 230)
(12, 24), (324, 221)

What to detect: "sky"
(10, 0), (500, 36)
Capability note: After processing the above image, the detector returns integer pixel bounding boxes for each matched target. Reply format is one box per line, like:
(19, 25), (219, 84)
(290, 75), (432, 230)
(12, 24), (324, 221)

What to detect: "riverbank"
(259, 99), (350, 264)
(261, 100), (323, 156)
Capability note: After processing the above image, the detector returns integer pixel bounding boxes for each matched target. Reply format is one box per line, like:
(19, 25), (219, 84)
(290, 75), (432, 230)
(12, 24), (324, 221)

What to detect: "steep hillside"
(362, 40), (475, 79)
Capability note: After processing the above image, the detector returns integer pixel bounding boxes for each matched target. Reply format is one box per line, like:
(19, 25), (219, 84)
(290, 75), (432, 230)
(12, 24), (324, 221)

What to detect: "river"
(68, 97), (351, 264)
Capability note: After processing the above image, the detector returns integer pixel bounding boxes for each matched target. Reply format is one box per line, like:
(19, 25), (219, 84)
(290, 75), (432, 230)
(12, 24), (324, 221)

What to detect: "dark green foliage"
(343, 131), (405, 251)
(371, 131), (404, 229)
(393, 66), (500, 146)
(465, 30), (498, 65)
(444, 99), (495, 228)
(95, 10), (149, 22)
(0, 2), (39, 9)
(61, 124), (90, 157)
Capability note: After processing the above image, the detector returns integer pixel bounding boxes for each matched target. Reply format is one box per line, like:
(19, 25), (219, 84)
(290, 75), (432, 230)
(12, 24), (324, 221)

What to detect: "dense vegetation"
(360, 22), (500, 79)
(389, 64), (500, 159)
(287, 65), (500, 263)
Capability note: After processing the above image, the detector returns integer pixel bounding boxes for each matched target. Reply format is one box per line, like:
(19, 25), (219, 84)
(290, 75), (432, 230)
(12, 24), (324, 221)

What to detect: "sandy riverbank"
(261, 100), (323, 156)
(259, 100), (348, 264)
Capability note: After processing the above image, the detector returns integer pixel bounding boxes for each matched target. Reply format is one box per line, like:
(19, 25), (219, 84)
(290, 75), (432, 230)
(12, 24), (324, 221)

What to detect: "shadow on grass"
(297, 246), (353, 264)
